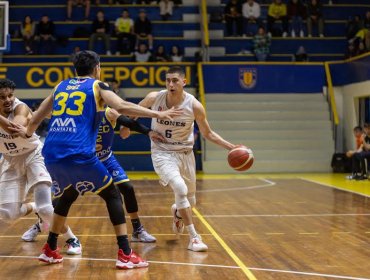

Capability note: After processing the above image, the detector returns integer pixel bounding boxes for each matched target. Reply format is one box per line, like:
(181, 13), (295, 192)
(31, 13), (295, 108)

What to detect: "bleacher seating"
(6, 1), (200, 62)
(208, 0), (370, 61)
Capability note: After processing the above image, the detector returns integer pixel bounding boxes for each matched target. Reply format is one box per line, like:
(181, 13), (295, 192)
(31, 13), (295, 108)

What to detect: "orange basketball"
(228, 145), (254, 171)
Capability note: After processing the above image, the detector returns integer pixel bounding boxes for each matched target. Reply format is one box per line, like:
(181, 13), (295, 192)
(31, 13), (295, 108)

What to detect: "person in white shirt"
(159, 0), (174, 21)
(242, 0), (262, 36)
(138, 66), (237, 252)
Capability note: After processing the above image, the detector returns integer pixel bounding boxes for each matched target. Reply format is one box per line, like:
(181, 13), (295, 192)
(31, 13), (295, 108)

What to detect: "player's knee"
(117, 182), (138, 213)
(169, 176), (188, 197)
(99, 183), (126, 225)
(0, 206), (22, 221)
(54, 188), (79, 217)
(117, 181), (133, 195)
(36, 204), (54, 222)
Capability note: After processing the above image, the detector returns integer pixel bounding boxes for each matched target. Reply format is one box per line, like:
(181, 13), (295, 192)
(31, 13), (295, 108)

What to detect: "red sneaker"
(38, 243), (63, 264)
(116, 249), (149, 269)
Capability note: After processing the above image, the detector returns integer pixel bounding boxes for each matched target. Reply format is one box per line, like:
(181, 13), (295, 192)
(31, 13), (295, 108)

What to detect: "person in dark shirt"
(88, 10), (112, 55)
(36, 15), (55, 54)
(224, 0), (243, 36)
(306, 0), (324, 37)
(150, 45), (170, 62)
(134, 9), (153, 50)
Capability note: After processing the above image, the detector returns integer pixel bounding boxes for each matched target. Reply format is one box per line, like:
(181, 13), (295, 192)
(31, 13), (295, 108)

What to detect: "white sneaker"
(22, 223), (41, 242)
(291, 30), (296, 37)
(171, 204), (184, 234)
(132, 228), (156, 243)
(188, 235), (208, 252)
(299, 30), (304, 37)
(65, 238), (82, 255)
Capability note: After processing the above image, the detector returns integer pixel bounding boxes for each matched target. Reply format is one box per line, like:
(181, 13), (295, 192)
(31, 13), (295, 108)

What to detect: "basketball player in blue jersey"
(9, 50), (182, 269)
(24, 107), (162, 243)
(139, 66), (237, 252)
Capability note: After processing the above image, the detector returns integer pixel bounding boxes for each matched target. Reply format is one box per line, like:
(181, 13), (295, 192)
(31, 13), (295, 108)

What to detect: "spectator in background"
(20, 15), (36, 54)
(306, 0), (324, 37)
(364, 11), (370, 29)
(150, 45), (170, 62)
(69, 46), (81, 61)
(89, 10), (111, 55)
(108, 79), (126, 100)
(253, 26), (271, 61)
(346, 15), (363, 40)
(134, 9), (154, 50)
(115, 9), (136, 55)
(133, 43), (152, 62)
(159, 0), (174, 21)
(346, 126), (364, 159)
(293, 45), (308, 61)
(36, 15), (56, 54)
(350, 123), (370, 180)
(170, 45), (183, 62)
(224, 0), (243, 37)
(267, 0), (289, 37)
(287, 0), (306, 38)
(242, 0), (262, 36)
(67, 0), (91, 21)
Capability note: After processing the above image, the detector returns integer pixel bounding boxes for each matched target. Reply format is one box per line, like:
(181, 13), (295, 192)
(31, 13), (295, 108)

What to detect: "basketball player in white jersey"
(139, 66), (237, 251)
(0, 79), (81, 255)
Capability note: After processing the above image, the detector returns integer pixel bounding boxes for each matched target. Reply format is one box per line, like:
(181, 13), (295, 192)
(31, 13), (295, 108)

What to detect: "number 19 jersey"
(43, 77), (105, 163)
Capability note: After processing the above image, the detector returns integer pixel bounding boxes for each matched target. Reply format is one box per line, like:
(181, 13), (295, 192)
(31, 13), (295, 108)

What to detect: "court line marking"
(16, 212), (370, 220)
(192, 207), (257, 280)
(300, 178), (370, 198)
(0, 255), (368, 280)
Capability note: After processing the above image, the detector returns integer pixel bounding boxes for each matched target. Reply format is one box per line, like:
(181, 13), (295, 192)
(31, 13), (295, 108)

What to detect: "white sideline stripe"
(0, 255), (368, 280)
(300, 178), (370, 198)
(17, 212), (370, 220)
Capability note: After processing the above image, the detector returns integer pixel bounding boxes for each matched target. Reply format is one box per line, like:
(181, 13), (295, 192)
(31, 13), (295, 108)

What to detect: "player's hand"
(157, 106), (183, 120)
(7, 122), (28, 138)
(119, 126), (131, 139)
(149, 131), (167, 143)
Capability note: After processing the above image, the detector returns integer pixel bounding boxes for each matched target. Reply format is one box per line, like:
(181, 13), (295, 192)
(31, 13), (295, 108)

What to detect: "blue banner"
(201, 63), (325, 93)
(0, 63), (196, 89)
(329, 55), (370, 86)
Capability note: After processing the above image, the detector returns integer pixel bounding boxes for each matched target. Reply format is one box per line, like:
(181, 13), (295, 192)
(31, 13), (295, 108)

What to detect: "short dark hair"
(166, 66), (185, 77)
(353, 126), (363, 132)
(73, 50), (100, 76)
(0, 79), (16, 90)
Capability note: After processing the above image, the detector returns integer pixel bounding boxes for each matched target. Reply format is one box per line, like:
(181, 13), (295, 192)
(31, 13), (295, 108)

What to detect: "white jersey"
(151, 90), (195, 152)
(0, 98), (40, 157)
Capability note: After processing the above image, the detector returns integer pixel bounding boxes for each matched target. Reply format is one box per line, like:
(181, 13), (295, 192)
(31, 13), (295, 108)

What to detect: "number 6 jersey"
(151, 90), (195, 152)
(43, 77), (105, 163)
(0, 98), (40, 157)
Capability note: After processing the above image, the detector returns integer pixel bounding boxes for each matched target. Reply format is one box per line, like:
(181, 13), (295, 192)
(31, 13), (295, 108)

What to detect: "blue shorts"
(102, 155), (129, 185)
(46, 156), (112, 198)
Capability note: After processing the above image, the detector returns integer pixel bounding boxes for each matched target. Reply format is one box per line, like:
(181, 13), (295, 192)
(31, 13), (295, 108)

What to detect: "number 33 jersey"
(0, 98), (40, 157)
(43, 77), (105, 163)
(151, 90), (195, 152)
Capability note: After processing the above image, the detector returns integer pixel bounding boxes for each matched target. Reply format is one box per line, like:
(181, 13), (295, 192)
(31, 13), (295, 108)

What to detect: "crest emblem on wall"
(239, 68), (257, 89)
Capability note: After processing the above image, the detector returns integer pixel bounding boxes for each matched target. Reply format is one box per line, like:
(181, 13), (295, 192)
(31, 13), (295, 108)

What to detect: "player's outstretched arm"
(194, 99), (236, 151)
(99, 83), (182, 120)
(8, 94), (53, 138)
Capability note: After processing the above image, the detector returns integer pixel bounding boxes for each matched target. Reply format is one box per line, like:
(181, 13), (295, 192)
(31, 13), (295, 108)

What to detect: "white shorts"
(0, 145), (51, 204)
(151, 150), (196, 194)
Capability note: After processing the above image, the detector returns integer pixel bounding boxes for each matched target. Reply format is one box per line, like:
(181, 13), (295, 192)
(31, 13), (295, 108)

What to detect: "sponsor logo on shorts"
(76, 181), (95, 195)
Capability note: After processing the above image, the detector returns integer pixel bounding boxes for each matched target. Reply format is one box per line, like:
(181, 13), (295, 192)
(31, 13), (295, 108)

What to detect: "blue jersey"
(96, 108), (116, 161)
(43, 77), (105, 163)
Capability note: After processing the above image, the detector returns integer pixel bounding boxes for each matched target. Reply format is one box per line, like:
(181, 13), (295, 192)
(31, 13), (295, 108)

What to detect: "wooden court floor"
(0, 174), (369, 280)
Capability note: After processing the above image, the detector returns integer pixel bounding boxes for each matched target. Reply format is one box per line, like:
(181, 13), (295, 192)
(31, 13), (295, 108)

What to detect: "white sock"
(186, 224), (197, 238)
(63, 226), (77, 241)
